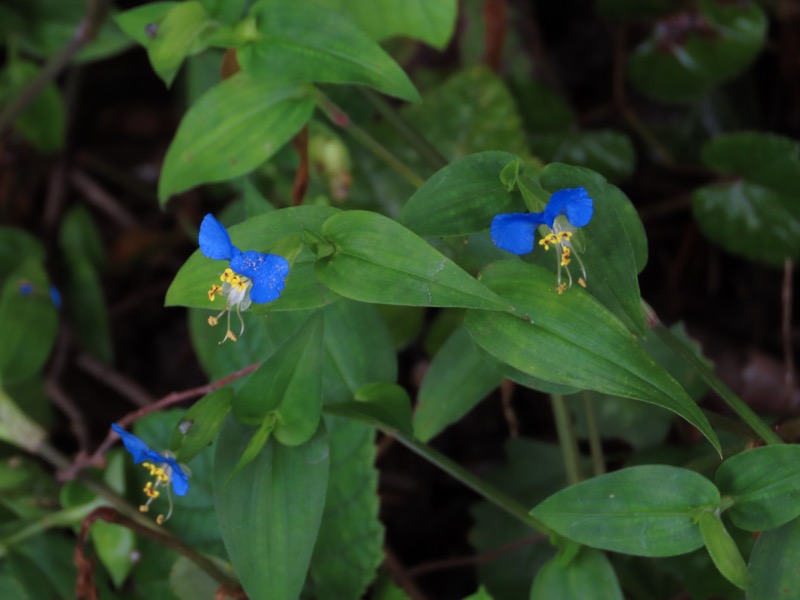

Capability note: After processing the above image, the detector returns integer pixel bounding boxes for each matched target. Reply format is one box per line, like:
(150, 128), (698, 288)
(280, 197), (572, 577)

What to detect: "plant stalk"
(550, 394), (583, 484)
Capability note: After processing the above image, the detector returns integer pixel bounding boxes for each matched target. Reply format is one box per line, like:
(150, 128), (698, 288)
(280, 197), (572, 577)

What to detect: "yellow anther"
(208, 316), (219, 326)
(223, 329), (238, 343)
(560, 247), (572, 267)
(556, 283), (567, 295)
(208, 284), (222, 301)
(156, 515), (166, 525)
(143, 482), (160, 499)
(578, 277), (587, 288)
(539, 233), (559, 251)
(139, 505), (149, 513)
(557, 231), (572, 242)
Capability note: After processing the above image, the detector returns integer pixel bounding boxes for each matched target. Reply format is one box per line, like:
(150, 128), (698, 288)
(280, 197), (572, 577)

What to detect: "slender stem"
(550, 395), (583, 484)
(359, 88), (448, 170)
(581, 394), (606, 476)
(652, 324), (783, 446)
(314, 90), (426, 188)
(0, 0), (109, 136)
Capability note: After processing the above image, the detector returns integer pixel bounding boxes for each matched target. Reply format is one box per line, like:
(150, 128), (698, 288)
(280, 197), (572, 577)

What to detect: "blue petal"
(112, 424), (160, 464)
(491, 213), (546, 254)
(544, 187), (593, 228)
(199, 214), (240, 260)
(164, 458), (191, 496)
(249, 255), (290, 304)
(49, 286), (62, 309)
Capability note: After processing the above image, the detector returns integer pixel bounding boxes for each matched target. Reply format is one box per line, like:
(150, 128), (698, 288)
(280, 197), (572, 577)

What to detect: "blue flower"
(491, 187), (594, 292)
(199, 214), (290, 342)
(112, 424), (189, 523)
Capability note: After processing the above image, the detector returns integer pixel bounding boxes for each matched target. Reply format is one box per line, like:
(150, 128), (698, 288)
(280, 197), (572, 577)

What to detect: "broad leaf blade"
(530, 548), (624, 600)
(400, 151), (525, 236)
(464, 261), (718, 452)
(158, 73), (315, 202)
(697, 511), (750, 591)
(715, 445), (800, 531)
(530, 465), (720, 557)
(239, 0), (419, 102)
(214, 418), (329, 600)
(316, 211), (512, 310)
(748, 516), (800, 600)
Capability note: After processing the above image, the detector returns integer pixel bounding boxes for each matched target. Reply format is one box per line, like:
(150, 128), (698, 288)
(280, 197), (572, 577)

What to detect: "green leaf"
(234, 312), (324, 446)
(628, 0), (767, 103)
(167, 206), (340, 313)
(0, 228), (44, 283)
(400, 151), (525, 236)
(239, 0), (419, 102)
(530, 130), (636, 184)
(693, 132), (800, 266)
(310, 300), (392, 599)
(748, 516), (800, 600)
(171, 388), (233, 463)
(414, 326), (503, 442)
(318, 0), (456, 48)
(530, 548), (624, 600)
(310, 418), (383, 599)
(146, 1), (213, 86)
(463, 586), (494, 600)
(0, 60), (64, 153)
(328, 382), (413, 437)
(530, 465), (720, 557)
(158, 73), (315, 203)
(537, 163), (647, 333)
(115, 3), (179, 46)
(59, 206), (113, 363)
(90, 521), (135, 588)
(697, 511), (750, 590)
(464, 261), (719, 452)
(0, 387), (46, 453)
(715, 445), (800, 531)
(0, 262), (58, 385)
(169, 555), (226, 600)
(214, 418), (329, 600)
(316, 210), (512, 310)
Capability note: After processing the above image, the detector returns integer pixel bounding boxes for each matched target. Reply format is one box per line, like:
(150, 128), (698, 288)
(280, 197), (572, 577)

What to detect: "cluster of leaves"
(1, 0), (800, 599)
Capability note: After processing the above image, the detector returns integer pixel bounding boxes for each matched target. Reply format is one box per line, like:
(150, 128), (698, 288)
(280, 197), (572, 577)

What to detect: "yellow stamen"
(208, 284), (222, 301)
(578, 277), (587, 288)
(539, 233), (559, 251)
(156, 515), (166, 525)
(556, 283), (567, 295)
(208, 316), (219, 326)
(139, 505), (149, 513)
(560, 247), (572, 267)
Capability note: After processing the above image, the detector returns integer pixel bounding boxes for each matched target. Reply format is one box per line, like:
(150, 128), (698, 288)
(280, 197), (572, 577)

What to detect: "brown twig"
(75, 507), (243, 599)
(382, 546), (430, 600)
(291, 126), (309, 206)
(59, 362), (260, 480)
(0, 0), (110, 137)
(499, 379), (519, 438)
(46, 331), (91, 451)
(69, 168), (138, 228)
(483, 0), (508, 73)
(407, 533), (546, 576)
(76, 352), (155, 408)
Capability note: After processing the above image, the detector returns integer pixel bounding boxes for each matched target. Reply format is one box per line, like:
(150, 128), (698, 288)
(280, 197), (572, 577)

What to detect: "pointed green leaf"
(167, 206), (341, 313)
(693, 132), (800, 266)
(316, 211), (512, 310)
(400, 151), (525, 236)
(0, 263), (58, 384)
(328, 382), (413, 437)
(530, 548), (624, 600)
(234, 312), (324, 446)
(465, 261), (718, 452)
(531, 130), (635, 184)
(748, 516), (800, 600)
(628, 0), (767, 103)
(697, 511), (750, 590)
(318, 0), (456, 48)
(146, 2), (213, 86)
(114, 3), (178, 47)
(531, 466), (720, 557)
(414, 326), (503, 442)
(716, 445), (800, 531)
(158, 73), (315, 203)
(214, 418), (329, 600)
(239, 0), (419, 102)
(171, 388), (233, 463)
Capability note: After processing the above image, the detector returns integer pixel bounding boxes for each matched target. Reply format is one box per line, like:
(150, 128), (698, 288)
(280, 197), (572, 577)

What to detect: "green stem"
(359, 88), (449, 170)
(0, 504), (98, 558)
(35, 441), (240, 590)
(581, 394), (606, 476)
(314, 90), (426, 188)
(550, 395), (583, 484)
(652, 324), (783, 446)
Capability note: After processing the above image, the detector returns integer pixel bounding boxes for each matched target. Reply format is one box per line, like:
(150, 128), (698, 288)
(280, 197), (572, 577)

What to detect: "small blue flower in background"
(17, 280), (63, 309)
(491, 187), (594, 293)
(112, 424), (189, 524)
(199, 214), (290, 342)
